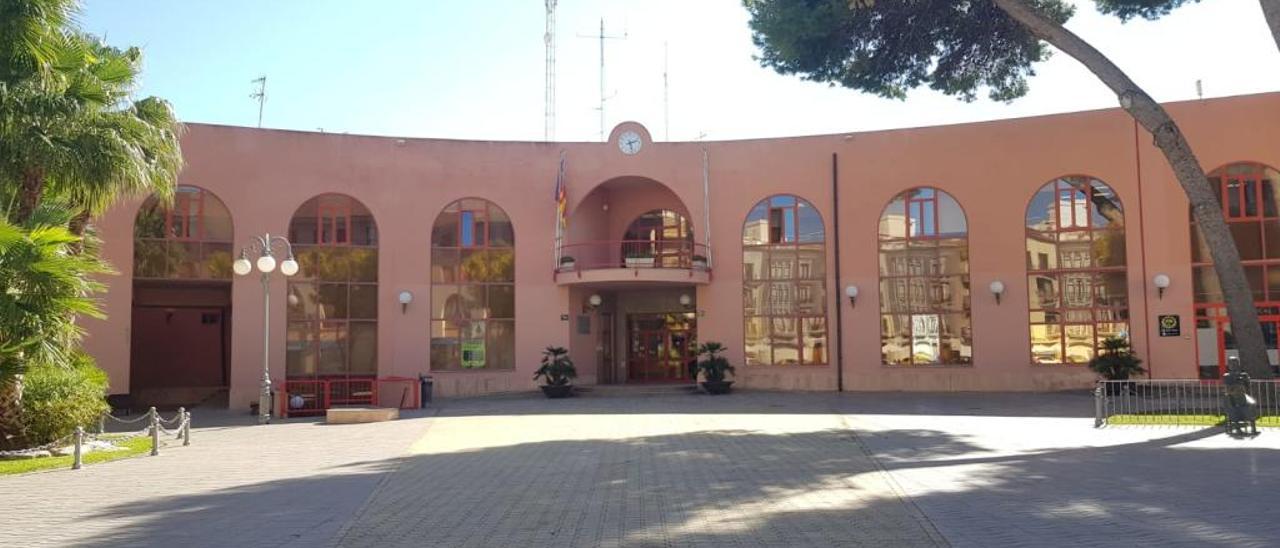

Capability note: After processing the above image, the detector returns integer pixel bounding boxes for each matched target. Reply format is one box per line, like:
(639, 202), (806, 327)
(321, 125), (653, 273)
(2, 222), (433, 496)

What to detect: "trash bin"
(419, 374), (433, 408)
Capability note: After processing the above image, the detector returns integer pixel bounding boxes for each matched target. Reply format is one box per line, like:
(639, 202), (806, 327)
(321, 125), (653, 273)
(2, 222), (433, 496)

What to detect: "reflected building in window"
(742, 195), (827, 365)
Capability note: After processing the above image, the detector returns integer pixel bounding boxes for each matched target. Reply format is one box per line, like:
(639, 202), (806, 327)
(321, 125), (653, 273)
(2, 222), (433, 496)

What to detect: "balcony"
(555, 240), (712, 285)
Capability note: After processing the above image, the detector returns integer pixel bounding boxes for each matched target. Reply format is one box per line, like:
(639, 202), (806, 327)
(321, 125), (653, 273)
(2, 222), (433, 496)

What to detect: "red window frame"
(743, 195), (827, 366)
(879, 186), (971, 366)
(1026, 177), (1127, 365)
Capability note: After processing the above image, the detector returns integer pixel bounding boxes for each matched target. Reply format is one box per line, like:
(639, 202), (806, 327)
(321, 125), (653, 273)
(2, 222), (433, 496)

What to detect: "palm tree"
(0, 216), (107, 448)
(0, 1), (183, 230)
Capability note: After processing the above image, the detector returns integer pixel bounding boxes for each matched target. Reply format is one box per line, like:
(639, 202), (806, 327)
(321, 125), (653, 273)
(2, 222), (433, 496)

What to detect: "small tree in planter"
(1088, 336), (1145, 395)
(534, 346), (577, 398)
(696, 342), (735, 395)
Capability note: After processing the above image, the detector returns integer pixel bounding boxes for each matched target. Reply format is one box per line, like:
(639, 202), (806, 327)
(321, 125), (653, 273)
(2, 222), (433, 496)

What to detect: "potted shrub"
(624, 250), (654, 268)
(691, 254), (708, 270)
(534, 346), (577, 398)
(696, 342), (735, 395)
(558, 255), (576, 271)
(1088, 336), (1145, 395)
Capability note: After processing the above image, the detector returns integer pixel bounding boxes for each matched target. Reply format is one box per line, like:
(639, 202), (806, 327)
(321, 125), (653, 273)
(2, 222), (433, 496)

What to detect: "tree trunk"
(1262, 0), (1280, 55)
(0, 376), (26, 450)
(14, 168), (45, 225)
(993, 0), (1273, 379)
(68, 210), (91, 255)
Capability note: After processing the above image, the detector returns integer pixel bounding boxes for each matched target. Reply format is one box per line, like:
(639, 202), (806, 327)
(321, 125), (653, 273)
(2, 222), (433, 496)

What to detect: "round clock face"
(618, 130), (643, 155)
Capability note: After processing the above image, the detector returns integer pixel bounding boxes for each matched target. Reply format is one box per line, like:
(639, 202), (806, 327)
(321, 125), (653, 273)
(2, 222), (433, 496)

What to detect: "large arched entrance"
(130, 185), (235, 408)
(560, 176), (706, 384)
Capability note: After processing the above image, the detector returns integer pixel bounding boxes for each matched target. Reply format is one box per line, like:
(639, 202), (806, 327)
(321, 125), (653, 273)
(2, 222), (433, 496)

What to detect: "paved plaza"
(1, 390), (1277, 547)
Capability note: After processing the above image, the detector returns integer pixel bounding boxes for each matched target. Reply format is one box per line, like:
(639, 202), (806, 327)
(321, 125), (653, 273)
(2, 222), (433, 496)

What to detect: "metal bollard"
(182, 411), (191, 446)
(176, 407), (186, 439)
(1094, 385), (1105, 428)
(98, 414), (105, 434)
(72, 427), (84, 470)
(149, 406), (159, 456)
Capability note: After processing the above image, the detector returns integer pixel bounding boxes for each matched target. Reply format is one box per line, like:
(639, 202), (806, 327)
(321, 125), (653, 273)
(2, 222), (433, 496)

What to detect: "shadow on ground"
(79, 410), (1280, 548)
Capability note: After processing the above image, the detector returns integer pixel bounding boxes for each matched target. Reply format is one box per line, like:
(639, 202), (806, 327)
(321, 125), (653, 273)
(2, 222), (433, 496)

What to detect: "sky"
(80, 0), (1280, 142)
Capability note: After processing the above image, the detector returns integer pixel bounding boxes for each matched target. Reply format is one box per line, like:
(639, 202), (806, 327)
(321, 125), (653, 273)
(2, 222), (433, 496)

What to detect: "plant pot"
(692, 259), (707, 270)
(700, 380), (733, 395)
(559, 259), (576, 271)
(540, 384), (574, 398)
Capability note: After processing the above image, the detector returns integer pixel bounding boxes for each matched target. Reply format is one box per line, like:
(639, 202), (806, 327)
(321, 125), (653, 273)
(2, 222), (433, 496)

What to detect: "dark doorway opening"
(129, 281), (231, 408)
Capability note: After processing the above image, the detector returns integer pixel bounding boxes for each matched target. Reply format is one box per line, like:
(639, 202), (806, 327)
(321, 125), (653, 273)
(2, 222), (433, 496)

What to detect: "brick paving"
(2, 390), (1278, 547)
(0, 409), (436, 548)
(333, 391), (942, 548)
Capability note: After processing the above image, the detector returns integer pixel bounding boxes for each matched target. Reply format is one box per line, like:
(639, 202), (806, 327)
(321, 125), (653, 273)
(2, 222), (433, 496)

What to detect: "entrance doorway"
(130, 281), (231, 407)
(627, 312), (697, 383)
(1195, 304), (1280, 379)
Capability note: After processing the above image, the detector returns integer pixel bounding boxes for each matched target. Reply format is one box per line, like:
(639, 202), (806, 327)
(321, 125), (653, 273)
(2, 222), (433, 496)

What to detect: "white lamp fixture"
(398, 290), (414, 313)
(232, 250), (253, 276)
(679, 294), (692, 309)
(989, 280), (1006, 305)
(256, 253), (277, 273)
(1153, 274), (1171, 299)
(280, 257), (299, 276)
(845, 285), (859, 308)
(585, 293), (603, 313)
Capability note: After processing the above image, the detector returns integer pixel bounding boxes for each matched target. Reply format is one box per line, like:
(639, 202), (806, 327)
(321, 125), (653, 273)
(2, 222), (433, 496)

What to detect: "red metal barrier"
(279, 376), (421, 418)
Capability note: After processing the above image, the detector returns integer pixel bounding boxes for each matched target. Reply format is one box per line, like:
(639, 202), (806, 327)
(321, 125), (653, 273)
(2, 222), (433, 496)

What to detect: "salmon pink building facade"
(82, 93), (1280, 410)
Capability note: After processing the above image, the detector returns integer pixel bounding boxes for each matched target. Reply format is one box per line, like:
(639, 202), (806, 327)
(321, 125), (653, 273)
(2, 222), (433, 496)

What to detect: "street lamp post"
(233, 233), (299, 425)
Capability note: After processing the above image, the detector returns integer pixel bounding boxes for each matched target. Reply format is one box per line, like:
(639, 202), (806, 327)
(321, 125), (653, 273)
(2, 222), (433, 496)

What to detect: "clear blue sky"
(81, 0), (1280, 142)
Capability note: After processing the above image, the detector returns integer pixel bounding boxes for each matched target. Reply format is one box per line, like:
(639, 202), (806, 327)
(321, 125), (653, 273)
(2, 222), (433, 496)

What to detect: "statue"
(1222, 357), (1260, 437)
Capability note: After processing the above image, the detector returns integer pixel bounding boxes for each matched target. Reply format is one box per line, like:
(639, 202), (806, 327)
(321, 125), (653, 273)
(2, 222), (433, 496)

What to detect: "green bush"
(20, 353), (109, 446)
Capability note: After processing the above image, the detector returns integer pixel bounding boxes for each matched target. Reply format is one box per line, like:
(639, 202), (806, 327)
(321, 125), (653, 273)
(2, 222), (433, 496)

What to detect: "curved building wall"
(79, 92), (1280, 405)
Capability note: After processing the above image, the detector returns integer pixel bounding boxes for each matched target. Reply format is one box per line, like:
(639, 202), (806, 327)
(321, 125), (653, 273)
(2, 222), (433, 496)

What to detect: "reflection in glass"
(1026, 177), (1127, 365)
(742, 194), (827, 365)
(288, 194), (380, 379)
(431, 198), (516, 371)
(880, 187), (971, 365)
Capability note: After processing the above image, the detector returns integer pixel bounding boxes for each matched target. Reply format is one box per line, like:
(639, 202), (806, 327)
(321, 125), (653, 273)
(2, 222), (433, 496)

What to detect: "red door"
(627, 313), (696, 382)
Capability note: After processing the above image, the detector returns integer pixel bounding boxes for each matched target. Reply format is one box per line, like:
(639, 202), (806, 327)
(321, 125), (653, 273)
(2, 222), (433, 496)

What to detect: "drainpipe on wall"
(702, 147), (712, 269)
(832, 152), (845, 392)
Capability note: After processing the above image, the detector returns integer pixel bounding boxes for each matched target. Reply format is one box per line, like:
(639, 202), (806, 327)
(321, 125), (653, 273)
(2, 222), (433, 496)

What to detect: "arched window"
(285, 194), (379, 379)
(1192, 162), (1280, 378)
(1026, 177), (1127, 364)
(623, 209), (693, 267)
(878, 187), (971, 365)
(742, 195), (826, 365)
(133, 185), (234, 280)
(431, 198), (515, 370)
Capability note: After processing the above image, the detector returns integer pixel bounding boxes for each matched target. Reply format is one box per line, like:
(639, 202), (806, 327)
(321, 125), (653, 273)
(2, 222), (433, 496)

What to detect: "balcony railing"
(557, 240), (711, 272)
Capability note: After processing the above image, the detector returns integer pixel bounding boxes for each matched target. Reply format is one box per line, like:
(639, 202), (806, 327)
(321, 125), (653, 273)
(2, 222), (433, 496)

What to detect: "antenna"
(250, 75), (267, 128)
(1196, 79), (1203, 100)
(579, 18), (627, 141)
(544, 0), (557, 141)
(663, 41), (669, 141)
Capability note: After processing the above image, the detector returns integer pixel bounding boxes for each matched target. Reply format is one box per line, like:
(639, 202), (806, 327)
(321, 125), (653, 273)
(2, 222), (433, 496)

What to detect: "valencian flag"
(554, 152), (567, 260)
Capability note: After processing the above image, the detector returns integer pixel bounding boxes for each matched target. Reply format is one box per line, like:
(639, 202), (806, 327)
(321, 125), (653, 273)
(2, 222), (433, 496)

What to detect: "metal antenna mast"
(579, 18), (626, 141)
(250, 75), (267, 128)
(663, 41), (669, 141)
(544, 0), (557, 141)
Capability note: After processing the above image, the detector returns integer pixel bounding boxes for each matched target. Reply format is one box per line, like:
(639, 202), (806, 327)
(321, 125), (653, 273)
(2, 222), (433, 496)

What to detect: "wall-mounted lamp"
(1153, 274), (1171, 299)
(584, 293), (603, 313)
(398, 290), (414, 313)
(679, 294), (693, 310)
(845, 285), (859, 308)
(989, 280), (1006, 305)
